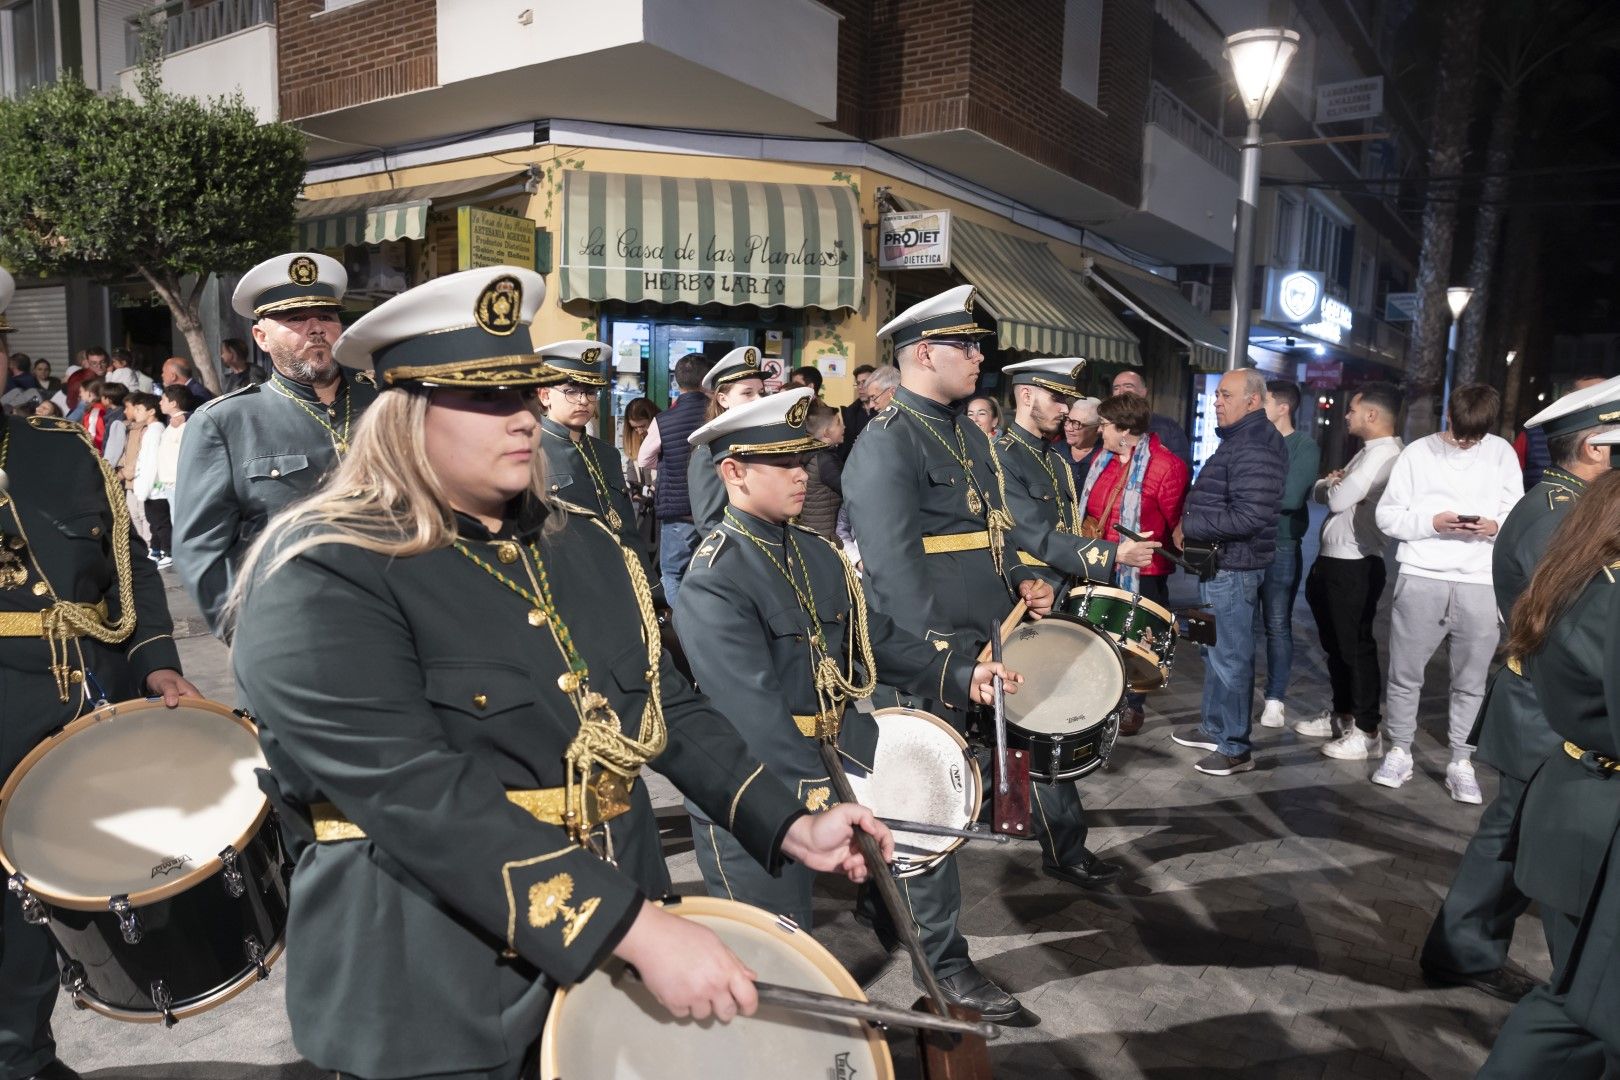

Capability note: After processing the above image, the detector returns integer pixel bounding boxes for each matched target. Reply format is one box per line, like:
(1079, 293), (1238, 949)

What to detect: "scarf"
(1079, 434), (1155, 595)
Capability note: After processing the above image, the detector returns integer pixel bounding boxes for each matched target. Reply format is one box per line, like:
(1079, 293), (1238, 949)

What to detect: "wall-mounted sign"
(1384, 291), (1418, 321)
(878, 210), (952, 269)
(1315, 76), (1383, 123)
(1305, 359), (1344, 390)
(1264, 269), (1324, 325)
(458, 207), (538, 271)
(1303, 296), (1354, 344)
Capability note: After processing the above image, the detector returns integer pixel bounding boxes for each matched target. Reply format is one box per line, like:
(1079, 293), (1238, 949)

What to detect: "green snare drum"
(1062, 584), (1177, 691)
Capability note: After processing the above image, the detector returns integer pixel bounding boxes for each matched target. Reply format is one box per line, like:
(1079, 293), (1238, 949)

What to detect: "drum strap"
(308, 774), (638, 843)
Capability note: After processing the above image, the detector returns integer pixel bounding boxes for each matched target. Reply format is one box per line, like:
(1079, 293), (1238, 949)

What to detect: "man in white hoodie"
(1370, 384), (1522, 801)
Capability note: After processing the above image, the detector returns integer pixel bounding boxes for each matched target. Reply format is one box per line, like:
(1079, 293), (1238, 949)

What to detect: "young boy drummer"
(676, 388), (1028, 1022)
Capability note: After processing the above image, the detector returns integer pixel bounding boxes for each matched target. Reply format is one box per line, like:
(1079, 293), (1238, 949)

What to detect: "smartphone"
(1456, 515), (1481, 524)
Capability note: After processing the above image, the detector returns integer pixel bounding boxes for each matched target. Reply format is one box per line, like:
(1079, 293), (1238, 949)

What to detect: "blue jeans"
(659, 520), (701, 611)
(1253, 541), (1302, 702)
(1199, 568), (1264, 758)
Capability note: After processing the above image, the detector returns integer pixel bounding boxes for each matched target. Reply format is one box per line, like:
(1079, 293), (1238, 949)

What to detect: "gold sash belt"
(792, 708), (843, 739)
(921, 531), (991, 555)
(0, 600), (109, 638)
(1563, 741), (1620, 773)
(311, 773), (637, 843)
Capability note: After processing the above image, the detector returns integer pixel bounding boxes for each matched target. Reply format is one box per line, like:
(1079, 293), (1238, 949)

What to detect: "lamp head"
(1224, 28), (1301, 121)
(1446, 286), (1474, 320)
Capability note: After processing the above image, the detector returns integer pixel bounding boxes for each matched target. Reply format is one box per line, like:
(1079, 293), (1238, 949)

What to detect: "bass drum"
(540, 896), (894, 1080)
(1000, 616), (1127, 782)
(841, 707), (982, 878)
(0, 698), (288, 1025)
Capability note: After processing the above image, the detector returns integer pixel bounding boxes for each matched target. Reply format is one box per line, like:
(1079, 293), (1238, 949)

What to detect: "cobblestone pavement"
(56, 523), (1533, 1079)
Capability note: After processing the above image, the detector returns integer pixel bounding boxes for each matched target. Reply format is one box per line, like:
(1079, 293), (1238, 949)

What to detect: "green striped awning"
(295, 172), (523, 251)
(1089, 268), (1228, 371)
(560, 171), (863, 310)
(947, 218), (1141, 365)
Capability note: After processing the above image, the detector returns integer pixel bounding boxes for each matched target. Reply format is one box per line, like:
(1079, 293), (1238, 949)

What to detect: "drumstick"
(1115, 525), (1198, 574)
(989, 622), (1008, 798)
(975, 599), (1027, 662)
(877, 817), (1012, 844)
(753, 981), (1000, 1041)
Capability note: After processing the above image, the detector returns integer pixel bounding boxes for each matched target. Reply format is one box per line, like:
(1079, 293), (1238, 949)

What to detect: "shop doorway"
(651, 323), (752, 406)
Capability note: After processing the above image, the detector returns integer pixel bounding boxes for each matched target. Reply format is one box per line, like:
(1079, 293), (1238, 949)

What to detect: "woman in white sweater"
(1370, 385), (1523, 802)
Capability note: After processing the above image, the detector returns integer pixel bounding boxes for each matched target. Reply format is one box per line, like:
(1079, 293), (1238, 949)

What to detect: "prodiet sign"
(878, 210), (952, 269)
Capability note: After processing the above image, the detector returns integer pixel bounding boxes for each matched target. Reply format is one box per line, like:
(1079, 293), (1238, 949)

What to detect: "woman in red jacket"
(1080, 391), (1190, 733)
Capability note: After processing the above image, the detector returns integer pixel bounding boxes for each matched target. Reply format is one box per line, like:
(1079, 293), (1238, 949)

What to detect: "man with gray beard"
(173, 253), (377, 637)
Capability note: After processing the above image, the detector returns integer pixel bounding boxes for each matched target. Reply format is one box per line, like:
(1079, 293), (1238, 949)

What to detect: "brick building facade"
(277, 0), (437, 121)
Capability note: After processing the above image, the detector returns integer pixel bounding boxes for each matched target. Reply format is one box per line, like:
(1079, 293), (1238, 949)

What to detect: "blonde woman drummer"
(226, 267), (891, 1080)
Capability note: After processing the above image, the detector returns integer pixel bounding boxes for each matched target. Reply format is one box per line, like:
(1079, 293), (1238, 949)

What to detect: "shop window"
(1, 0), (56, 99)
(1273, 195), (1300, 265)
(1061, 0), (1103, 109)
(339, 240), (418, 312)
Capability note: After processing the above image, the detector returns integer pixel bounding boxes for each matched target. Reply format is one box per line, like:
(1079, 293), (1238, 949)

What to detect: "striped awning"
(296, 172), (523, 250)
(559, 171), (863, 311)
(947, 217), (1141, 365)
(1089, 268), (1227, 371)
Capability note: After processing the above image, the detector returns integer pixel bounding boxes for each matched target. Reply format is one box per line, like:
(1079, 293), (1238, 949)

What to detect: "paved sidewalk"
(55, 534), (1533, 1079)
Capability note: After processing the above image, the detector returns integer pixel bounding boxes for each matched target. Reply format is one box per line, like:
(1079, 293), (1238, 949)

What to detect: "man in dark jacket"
(649, 353), (712, 606)
(1171, 368), (1286, 775)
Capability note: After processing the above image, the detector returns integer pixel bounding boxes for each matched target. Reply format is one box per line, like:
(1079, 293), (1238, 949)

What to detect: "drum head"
(843, 708), (980, 872)
(1002, 617), (1126, 735)
(0, 698), (266, 907)
(540, 896), (893, 1080)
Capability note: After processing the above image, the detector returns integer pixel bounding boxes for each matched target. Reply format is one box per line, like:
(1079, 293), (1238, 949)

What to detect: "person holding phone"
(1367, 384), (1523, 801)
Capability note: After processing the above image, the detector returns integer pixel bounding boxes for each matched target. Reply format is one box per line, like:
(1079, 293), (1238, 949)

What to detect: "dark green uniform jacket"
(1, 415), (182, 761)
(996, 420), (1117, 593)
(538, 417), (644, 556)
(679, 508), (978, 810)
(843, 387), (1038, 660)
(231, 499), (803, 1079)
(1470, 469), (1585, 780)
(1515, 566), (1620, 1047)
(687, 441), (727, 534)
(174, 368), (378, 636)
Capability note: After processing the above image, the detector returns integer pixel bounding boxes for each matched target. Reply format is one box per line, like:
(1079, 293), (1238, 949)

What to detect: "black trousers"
(1304, 554), (1385, 732)
(1422, 773), (1531, 975)
(144, 498), (173, 555)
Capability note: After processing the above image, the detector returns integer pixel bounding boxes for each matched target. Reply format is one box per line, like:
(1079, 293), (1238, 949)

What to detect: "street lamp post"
(1441, 285), (1473, 420)
(1223, 28), (1301, 372)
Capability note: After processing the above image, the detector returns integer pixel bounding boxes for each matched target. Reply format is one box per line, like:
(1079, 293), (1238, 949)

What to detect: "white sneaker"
(1323, 727), (1382, 760)
(1259, 699), (1287, 728)
(1293, 710), (1340, 738)
(1446, 759), (1483, 804)
(155, 555), (173, 569)
(1372, 746), (1414, 789)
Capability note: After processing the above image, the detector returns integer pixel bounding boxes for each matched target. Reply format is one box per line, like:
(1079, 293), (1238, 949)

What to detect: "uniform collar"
(722, 506), (789, 546)
(540, 416), (583, 444)
(453, 494), (549, 543)
(270, 368), (349, 404)
(894, 385), (956, 422)
(1543, 467), (1588, 492)
(1006, 420), (1049, 451)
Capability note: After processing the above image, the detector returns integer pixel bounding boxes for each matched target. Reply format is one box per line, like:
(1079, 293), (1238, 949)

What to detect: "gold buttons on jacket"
(528, 609), (548, 627)
(31, 582), (48, 596)
(269, 468), (281, 478)
(496, 542), (520, 564)
(472, 694), (488, 710)
(90, 525), (102, 537)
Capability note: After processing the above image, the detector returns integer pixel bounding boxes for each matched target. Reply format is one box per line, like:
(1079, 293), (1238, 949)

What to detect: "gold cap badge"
(581, 346), (601, 363)
(475, 276), (522, 336)
(786, 395), (811, 428)
(744, 348), (759, 368)
(1070, 362), (1086, 381)
(288, 256), (319, 286)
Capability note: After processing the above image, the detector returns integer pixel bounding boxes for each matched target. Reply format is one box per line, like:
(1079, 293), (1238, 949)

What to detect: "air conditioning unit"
(1181, 281), (1212, 313)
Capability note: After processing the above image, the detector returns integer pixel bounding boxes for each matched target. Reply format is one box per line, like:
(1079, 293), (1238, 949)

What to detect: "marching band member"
(687, 346), (768, 536)
(227, 267), (890, 1080)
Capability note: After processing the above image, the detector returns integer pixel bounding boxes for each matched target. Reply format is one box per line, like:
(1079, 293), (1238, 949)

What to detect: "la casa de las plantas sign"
(575, 225), (851, 300)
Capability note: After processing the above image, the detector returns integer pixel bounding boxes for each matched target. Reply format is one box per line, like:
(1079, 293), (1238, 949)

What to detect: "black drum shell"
(41, 813), (288, 1017)
(1005, 710), (1123, 783)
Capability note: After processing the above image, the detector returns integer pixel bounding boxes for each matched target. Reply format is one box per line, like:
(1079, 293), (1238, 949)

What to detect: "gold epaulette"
(872, 405), (898, 428)
(692, 530), (727, 568)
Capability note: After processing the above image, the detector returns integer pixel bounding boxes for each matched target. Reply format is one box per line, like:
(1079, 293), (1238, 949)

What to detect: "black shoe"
(932, 966), (1040, 1027)
(1044, 852), (1124, 890)
(28, 1062), (83, 1080)
(1194, 750), (1254, 775)
(1172, 727), (1219, 752)
(1422, 963), (1541, 1003)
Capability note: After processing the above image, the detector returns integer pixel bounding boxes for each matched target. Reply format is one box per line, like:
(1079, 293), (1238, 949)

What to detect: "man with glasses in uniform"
(173, 253), (378, 638)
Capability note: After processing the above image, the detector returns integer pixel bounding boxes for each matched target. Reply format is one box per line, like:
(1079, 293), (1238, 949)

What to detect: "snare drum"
(540, 896), (894, 1080)
(999, 616), (1127, 782)
(1062, 583), (1177, 691)
(841, 707), (982, 878)
(0, 697), (289, 1025)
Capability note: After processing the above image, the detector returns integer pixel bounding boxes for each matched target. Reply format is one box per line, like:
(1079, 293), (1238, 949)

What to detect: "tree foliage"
(0, 64), (305, 389)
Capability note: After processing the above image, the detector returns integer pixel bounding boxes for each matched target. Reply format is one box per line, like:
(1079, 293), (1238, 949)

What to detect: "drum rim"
(867, 706), (984, 877)
(1070, 585), (1175, 625)
(538, 895), (895, 1079)
(0, 697), (270, 911)
(70, 936), (286, 1024)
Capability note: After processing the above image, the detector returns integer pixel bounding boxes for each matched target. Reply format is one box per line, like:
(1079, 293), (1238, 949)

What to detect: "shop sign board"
(1305, 359), (1343, 389)
(458, 207), (538, 271)
(1264, 268), (1325, 325)
(1384, 291), (1418, 321)
(1315, 77), (1383, 123)
(1303, 295), (1353, 344)
(878, 210), (952, 269)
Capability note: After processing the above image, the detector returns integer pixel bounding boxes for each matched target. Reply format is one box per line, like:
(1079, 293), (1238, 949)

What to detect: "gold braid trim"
(981, 433), (1015, 579)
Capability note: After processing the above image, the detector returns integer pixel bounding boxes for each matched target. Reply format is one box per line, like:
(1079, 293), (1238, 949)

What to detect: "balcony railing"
(124, 0), (272, 68)
(1148, 81), (1239, 178)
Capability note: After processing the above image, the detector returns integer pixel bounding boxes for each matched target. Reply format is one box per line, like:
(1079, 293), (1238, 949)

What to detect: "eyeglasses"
(932, 339), (984, 357)
(554, 384), (599, 402)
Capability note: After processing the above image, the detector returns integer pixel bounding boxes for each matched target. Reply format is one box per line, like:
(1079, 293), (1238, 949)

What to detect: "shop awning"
(946, 217), (1141, 364)
(559, 171), (863, 310)
(1088, 268), (1227, 371)
(296, 172), (524, 249)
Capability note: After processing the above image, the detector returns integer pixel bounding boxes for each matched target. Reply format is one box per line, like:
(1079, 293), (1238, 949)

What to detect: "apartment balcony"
(1097, 82), (1240, 266)
(116, 0), (277, 121)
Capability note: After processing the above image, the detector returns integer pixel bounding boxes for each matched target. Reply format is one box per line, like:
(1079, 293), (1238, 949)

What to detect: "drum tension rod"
(876, 817), (1012, 844)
